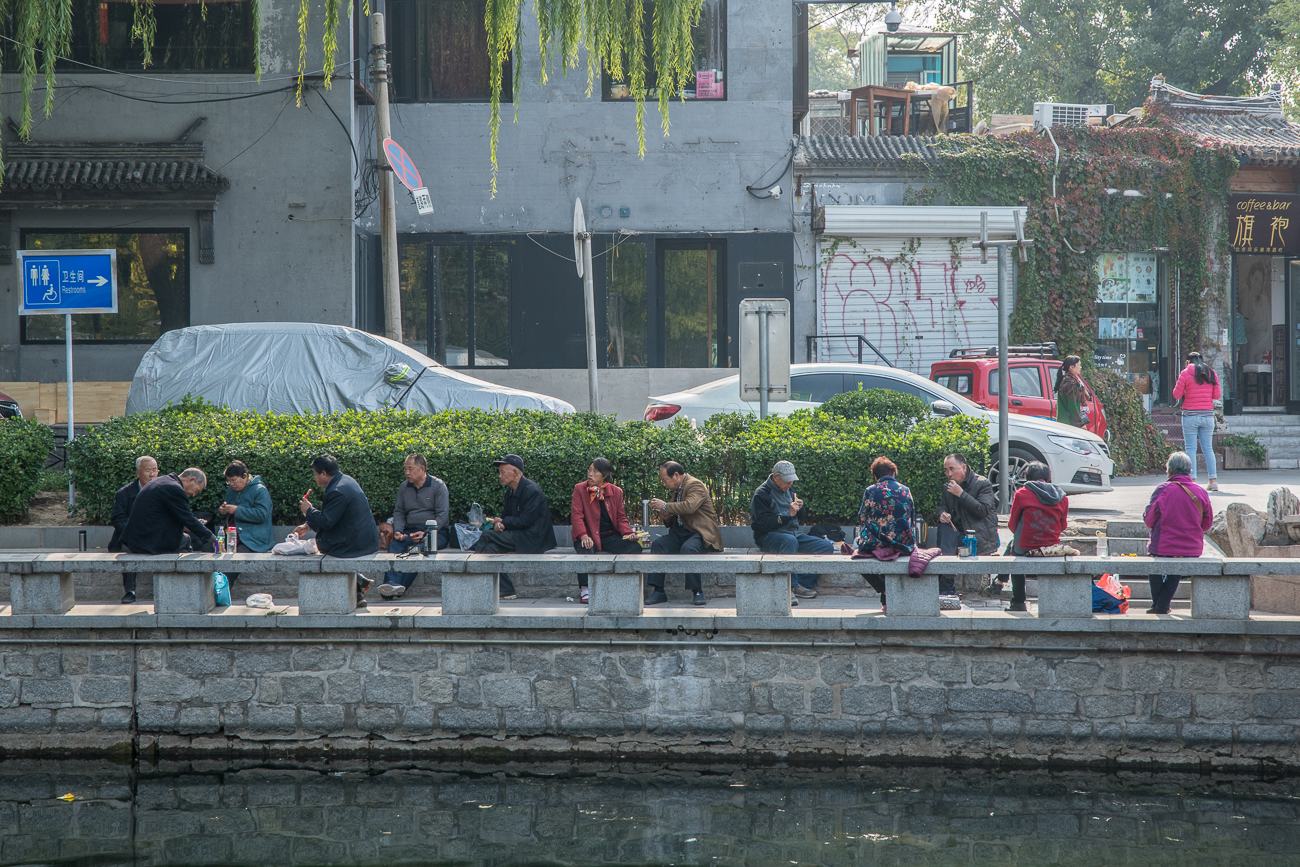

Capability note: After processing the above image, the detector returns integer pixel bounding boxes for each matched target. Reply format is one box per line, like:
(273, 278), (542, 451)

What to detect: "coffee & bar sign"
(1229, 193), (1300, 255)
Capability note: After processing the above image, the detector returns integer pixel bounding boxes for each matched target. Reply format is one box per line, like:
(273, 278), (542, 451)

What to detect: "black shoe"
(355, 593), (368, 609)
(645, 590), (668, 605)
(1007, 601), (1027, 612)
(1145, 606), (1169, 614)
(692, 591), (706, 606)
(357, 574), (374, 594)
(120, 591), (136, 605)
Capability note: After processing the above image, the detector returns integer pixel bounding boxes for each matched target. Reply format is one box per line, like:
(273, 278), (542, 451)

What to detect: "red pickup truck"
(929, 345), (1108, 440)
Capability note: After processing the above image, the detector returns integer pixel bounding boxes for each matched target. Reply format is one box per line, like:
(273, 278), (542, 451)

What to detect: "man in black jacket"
(110, 455), (158, 603)
(295, 455), (380, 607)
(122, 469), (217, 557)
(935, 453), (999, 607)
(471, 454), (555, 599)
(750, 460), (835, 599)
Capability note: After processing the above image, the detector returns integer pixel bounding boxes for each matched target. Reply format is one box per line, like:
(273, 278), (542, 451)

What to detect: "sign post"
(18, 248), (118, 508)
(573, 199), (599, 413)
(740, 298), (791, 418)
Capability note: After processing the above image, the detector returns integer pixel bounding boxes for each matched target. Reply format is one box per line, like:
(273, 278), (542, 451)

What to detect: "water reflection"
(1, 760), (1298, 866)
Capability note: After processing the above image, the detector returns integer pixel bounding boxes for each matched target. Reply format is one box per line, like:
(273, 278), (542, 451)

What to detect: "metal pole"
(65, 313), (74, 509)
(581, 235), (599, 413)
(996, 244), (1010, 513)
(759, 307), (770, 419)
(372, 13), (402, 342)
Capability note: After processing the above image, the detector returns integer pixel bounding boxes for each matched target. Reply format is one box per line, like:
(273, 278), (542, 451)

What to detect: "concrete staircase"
(1100, 519), (1189, 604)
(1222, 413), (1300, 470)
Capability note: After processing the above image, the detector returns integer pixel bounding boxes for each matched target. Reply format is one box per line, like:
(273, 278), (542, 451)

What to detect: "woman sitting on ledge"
(570, 457), (643, 605)
(856, 456), (916, 613)
(1143, 450), (1213, 615)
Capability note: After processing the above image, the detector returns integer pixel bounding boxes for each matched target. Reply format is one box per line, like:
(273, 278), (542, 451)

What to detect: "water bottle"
(216, 526), (226, 553)
(425, 519), (438, 555)
(962, 531), (977, 558)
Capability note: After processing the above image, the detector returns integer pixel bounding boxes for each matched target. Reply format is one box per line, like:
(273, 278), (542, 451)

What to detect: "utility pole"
(972, 210), (1033, 514)
(372, 13), (401, 342)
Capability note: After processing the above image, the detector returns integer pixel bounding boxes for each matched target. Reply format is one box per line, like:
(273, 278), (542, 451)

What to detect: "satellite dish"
(573, 198), (586, 279)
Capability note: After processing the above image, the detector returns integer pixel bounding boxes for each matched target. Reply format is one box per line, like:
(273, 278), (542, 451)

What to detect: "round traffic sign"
(382, 138), (423, 192)
(573, 198), (586, 278)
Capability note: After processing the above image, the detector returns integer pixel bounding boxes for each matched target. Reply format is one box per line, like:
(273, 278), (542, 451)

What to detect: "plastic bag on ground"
(213, 572), (231, 607)
(246, 593), (274, 609)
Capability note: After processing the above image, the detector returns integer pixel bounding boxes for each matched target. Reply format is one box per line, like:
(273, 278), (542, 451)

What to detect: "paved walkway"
(1069, 469), (1300, 520)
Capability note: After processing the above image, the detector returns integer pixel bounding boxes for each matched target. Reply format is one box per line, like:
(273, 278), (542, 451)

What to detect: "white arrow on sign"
(88, 276), (108, 287)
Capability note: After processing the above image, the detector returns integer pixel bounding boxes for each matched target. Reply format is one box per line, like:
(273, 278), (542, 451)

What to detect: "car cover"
(124, 323), (574, 416)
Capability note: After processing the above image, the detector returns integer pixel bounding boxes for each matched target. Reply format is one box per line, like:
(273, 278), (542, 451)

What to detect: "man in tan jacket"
(646, 461), (723, 606)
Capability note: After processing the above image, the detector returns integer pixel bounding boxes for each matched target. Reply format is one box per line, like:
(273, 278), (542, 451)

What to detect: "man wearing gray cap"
(750, 460), (834, 598)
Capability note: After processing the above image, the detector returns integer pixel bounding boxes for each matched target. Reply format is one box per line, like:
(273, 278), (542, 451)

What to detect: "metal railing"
(807, 334), (893, 366)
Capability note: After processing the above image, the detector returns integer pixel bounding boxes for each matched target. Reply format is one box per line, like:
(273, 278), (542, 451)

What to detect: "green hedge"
(0, 418), (55, 522)
(66, 399), (988, 527)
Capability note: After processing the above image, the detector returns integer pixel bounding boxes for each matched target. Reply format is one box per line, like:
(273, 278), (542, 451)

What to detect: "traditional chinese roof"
(1, 141), (230, 205)
(1151, 79), (1300, 165)
(795, 134), (942, 169)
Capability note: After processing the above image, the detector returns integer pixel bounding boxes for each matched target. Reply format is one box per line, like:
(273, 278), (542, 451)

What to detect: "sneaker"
(792, 585), (818, 599)
(939, 594), (962, 610)
(692, 591), (707, 606)
(356, 574), (374, 594)
(579, 587), (589, 604)
(355, 592), (368, 609)
(880, 604), (886, 614)
(500, 593), (518, 601)
(120, 591), (136, 605)
(1007, 601), (1027, 612)
(389, 584), (407, 599)
(1208, 479), (1219, 491)
(645, 590), (668, 605)
(377, 583), (399, 600)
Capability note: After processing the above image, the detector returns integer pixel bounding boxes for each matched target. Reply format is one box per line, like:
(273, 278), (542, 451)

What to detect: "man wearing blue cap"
(471, 454), (555, 599)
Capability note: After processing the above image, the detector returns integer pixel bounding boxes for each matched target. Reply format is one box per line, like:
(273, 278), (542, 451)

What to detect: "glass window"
(2, 0), (254, 72)
(390, 0), (510, 102)
(848, 373), (940, 403)
(663, 244), (722, 368)
(607, 240), (648, 368)
(989, 367), (1044, 397)
(932, 372), (972, 396)
(1095, 251), (1163, 399)
(790, 373), (843, 403)
(398, 239), (507, 367)
(602, 0), (726, 101)
(20, 231), (188, 342)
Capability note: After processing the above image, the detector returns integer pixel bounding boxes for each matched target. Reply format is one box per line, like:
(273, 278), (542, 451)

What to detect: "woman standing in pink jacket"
(1172, 352), (1222, 491)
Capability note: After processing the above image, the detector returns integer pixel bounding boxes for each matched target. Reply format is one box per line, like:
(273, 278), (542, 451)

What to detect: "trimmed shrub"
(67, 406), (988, 526)
(818, 388), (930, 430)
(0, 418), (55, 522)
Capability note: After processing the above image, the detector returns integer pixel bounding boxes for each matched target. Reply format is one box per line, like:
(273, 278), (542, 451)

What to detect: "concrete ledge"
(153, 573), (215, 615)
(1066, 556), (1224, 576)
(1193, 575), (1251, 620)
(1036, 575), (1094, 619)
(612, 553), (765, 574)
(467, 553), (615, 574)
(588, 573), (643, 616)
(442, 573), (500, 615)
(735, 573), (791, 616)
(298, 573), (358, 615)
(884, 575), (939, 615)
(10, 572), (74, 614)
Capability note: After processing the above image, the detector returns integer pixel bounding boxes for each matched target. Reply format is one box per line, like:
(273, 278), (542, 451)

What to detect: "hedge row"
(66, 395), (988, 527)
(0, 418), (55, 522)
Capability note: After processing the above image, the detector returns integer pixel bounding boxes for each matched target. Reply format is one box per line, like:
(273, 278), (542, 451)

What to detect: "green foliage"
(0, 418), (55, 522)
(818, 388), (930, 430)
(1090, 370), (1172, 475)
(936, 0), (1281, 117)
(66, 406), (987, 527)
(1220, 432), (1267, 464)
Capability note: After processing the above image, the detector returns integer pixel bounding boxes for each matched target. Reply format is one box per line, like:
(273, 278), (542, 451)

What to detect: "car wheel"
(988, 446), (1037, 504)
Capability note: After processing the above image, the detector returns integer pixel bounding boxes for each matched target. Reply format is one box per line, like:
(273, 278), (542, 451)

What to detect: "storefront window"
(398, 239), (508, 367)
(20, 231), (188, 342)
(1095, 252), (1161, 404)
(607, 241), (648, 368)
(663, 244), (722, 368)
(602, 0), (726, 100)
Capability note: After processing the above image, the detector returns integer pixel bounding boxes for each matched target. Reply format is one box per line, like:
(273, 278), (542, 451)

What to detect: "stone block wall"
(1, 626), (1299, 769)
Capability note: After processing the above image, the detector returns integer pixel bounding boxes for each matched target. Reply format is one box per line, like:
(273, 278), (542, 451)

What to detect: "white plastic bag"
(246, 593), (274, 609)
(456, 522), (483, 549)
(272, 532), (318, 556)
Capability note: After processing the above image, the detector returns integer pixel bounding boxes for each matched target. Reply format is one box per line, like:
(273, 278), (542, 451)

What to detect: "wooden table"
(847, 85), (912, 136)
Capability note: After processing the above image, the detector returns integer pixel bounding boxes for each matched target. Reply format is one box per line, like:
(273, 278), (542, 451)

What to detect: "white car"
(644, 363), (1114, 495)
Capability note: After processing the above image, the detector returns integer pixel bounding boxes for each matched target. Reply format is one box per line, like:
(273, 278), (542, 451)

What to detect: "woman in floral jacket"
(857, 457), (916, 612)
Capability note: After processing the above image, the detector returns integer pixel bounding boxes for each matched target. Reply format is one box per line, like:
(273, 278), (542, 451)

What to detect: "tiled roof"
(796, 134), (941, 168)
(1167, 111), (1300, 165)
(1, 143), (230, 197)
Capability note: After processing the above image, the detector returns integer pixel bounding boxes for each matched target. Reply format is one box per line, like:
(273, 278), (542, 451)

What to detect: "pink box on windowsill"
(695, 70), (724, 99)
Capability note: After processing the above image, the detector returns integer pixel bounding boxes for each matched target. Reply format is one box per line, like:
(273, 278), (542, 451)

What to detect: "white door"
(816, 236), (1004, 376)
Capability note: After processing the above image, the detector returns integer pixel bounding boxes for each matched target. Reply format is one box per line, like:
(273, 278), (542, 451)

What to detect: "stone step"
(1224, 414), (1300, 428)
(1105, 538), (1150, 556)
(1105, 520), (1149, 538)
(1005, 577), (1190, 601)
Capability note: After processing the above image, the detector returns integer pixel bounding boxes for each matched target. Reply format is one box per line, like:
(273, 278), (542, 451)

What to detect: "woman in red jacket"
(1172, 351), (1222, 491)
(571, 457), (642, 603)
(998, 461), (1068, 611)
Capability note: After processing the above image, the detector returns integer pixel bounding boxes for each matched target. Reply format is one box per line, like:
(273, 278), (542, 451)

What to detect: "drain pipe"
(1046, 127), (1086, 255)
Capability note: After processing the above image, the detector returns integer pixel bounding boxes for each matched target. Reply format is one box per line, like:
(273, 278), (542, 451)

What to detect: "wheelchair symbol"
(42, 285), (57, 301)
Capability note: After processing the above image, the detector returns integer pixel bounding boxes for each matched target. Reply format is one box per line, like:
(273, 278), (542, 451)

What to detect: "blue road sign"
(382, 137), (424, 193)
(18, 249), (118, 315)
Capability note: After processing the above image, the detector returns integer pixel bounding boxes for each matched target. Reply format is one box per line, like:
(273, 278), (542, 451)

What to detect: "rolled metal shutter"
(816, 235), (1004, 375)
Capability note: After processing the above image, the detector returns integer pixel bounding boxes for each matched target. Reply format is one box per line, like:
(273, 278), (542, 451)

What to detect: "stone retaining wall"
(2, 625), (1298, 770)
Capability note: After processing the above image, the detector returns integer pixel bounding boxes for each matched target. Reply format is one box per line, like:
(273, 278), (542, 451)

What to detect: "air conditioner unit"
(1032, 102), (1114, 130)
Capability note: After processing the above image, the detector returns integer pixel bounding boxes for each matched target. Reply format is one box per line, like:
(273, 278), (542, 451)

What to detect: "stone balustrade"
(0, 549), (1273, 624)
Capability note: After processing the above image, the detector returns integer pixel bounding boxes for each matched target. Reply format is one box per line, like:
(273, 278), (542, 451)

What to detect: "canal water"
(1, 761), (1298, 866)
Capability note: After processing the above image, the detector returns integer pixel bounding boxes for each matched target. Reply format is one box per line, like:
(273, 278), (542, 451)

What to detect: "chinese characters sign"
(1229, 193), (1299, 256)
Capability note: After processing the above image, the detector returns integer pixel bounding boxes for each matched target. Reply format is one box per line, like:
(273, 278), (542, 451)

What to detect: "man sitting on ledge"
(646, 461), (723, 607)
(471, 454), (555, 600)
(295, 454), (380, 608)
(121, 468), (217, 557)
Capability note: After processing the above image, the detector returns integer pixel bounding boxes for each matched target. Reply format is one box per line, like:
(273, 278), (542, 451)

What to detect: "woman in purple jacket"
(1143, 451), (1213, 614)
